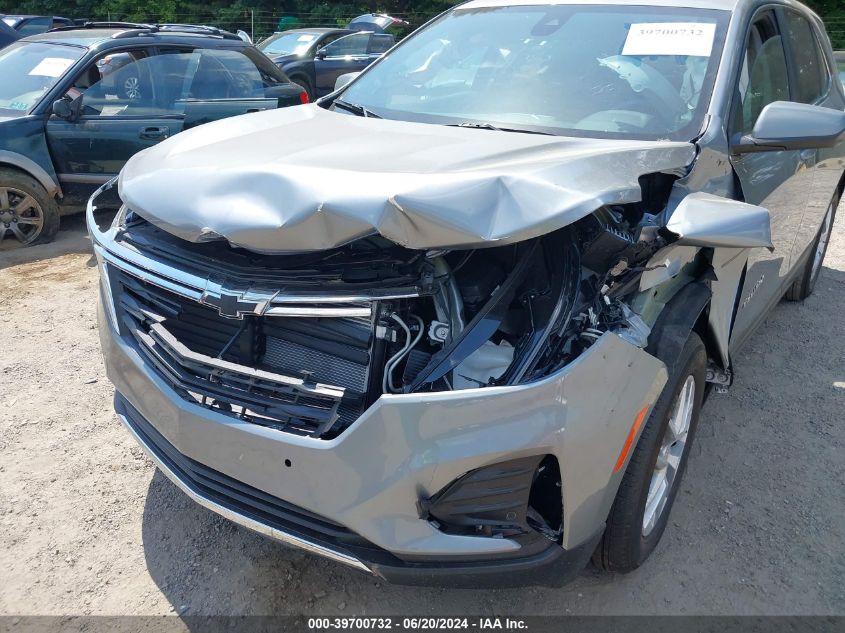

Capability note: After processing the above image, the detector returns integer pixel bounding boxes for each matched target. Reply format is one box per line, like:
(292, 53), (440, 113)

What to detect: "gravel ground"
(1, 211), (843, 617)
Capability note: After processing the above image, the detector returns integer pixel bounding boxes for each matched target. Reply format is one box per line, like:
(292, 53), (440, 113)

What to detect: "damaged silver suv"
(89, 0), (844, 585)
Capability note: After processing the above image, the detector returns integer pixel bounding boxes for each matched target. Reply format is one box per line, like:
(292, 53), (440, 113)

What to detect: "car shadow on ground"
(0, 213), (97, 270)
(139, 468), (612, 616)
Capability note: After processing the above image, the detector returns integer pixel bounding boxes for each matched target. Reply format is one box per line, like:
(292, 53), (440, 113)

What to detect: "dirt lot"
(1, 211), (843, 617)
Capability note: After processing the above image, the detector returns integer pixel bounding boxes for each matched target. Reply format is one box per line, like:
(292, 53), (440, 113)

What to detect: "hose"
(383, 313), (425, 393)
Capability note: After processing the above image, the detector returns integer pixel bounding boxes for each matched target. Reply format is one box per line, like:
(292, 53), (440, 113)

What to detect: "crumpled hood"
(118, 104), (696, 253)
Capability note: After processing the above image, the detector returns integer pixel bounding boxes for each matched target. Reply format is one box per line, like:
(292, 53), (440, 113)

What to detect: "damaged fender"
(656, 192), (773, 371)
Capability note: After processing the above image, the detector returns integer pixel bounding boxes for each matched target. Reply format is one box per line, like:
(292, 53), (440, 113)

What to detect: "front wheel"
(786, 189), (838, 301)
(594, 331), (707, 572)
(0, 168), (60, 246)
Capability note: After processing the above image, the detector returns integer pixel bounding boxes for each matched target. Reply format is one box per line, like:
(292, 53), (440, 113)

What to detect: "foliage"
(3, 1), (843, 45)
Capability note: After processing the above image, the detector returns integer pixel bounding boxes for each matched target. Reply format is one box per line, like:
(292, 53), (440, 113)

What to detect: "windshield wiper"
(448, 122), (555, 136)
(333, 99), (381, 119)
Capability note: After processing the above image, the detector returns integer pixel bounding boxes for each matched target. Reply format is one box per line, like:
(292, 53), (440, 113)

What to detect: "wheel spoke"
(16, 215), (41, 226)
(10, 224), (29, 243)
(643, 373), (697, 537)
(12, 194), (37, 214)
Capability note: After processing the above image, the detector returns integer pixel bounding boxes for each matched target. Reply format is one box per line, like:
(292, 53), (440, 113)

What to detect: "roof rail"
(48, 21), (242, 41)
(49, 21), (155, 31)
(156, 23), (242, 40)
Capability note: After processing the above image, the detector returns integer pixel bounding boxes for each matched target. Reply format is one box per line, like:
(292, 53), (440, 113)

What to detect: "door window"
(731, 14), (790, 136)
(369, 34), (394, 55)
(61, 49), (177, 117)
(322, 33), (370, 58)
(16, 17), (52, 37)
(180, 48), (287, 100)
(781, 10), (827, 104)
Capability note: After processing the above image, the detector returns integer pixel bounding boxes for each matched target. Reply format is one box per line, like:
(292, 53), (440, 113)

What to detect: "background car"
(0, 18), (19, 49)
(0, 23), (307, 247)
(835, 50), (845, 87)
(1, 14), (74, 36)
(257, 14), (404, 99)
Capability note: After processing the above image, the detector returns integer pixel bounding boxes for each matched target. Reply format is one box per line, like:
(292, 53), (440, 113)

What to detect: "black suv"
(0, 23), (306, 246)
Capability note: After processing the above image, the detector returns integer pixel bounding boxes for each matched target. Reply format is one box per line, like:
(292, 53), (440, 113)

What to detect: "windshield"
(340, 4), (729, 140)
(0, 42), (83, 118)
(258, 32), (320, 56)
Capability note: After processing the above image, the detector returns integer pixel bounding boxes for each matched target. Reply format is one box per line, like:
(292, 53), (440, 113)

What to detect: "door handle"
(139, 126), (169, 140)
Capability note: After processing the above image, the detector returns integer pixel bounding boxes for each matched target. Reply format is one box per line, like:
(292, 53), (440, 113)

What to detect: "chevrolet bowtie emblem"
(199, 289), (273, 319)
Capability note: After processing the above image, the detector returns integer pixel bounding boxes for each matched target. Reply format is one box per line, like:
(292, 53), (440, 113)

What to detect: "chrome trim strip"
(117, 411), (373, 574)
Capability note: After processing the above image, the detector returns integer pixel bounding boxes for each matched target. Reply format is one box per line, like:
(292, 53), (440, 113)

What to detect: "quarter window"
(781, 10), (827, 104)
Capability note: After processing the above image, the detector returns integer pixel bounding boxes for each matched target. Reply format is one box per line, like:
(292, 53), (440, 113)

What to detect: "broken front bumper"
(89, 198), (668, 585)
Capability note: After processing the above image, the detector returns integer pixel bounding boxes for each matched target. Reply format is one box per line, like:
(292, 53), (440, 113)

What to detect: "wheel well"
(0, 161), (61, 200)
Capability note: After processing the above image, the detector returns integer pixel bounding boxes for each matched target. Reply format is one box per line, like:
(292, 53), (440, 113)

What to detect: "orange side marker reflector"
(613, 405), (650, 473)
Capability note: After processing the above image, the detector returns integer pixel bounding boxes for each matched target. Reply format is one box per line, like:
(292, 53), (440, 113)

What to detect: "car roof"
(270, 28), (348, 35)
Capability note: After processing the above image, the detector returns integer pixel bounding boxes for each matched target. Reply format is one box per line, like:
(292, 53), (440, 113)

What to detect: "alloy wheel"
(642, 374), (695, 537)
(124, 76), (141, 100)
(0, 186), (45, 245)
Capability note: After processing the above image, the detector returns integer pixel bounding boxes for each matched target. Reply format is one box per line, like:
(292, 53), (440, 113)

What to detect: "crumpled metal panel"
(118, 105), (697, 253)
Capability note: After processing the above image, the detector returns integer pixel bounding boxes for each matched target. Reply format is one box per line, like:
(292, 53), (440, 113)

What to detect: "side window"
(781, 10), (827, 104)
(732, 15), (790, 136)
(369, 34), (394, 55)
(323, 33), (370, 58)
(16, 17), (52, 36)
(62, 49), (171, 117)
(185, 49), (284, 100)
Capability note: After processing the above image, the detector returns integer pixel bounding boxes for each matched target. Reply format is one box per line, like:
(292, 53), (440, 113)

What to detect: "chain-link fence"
(88, 10), (421, 43)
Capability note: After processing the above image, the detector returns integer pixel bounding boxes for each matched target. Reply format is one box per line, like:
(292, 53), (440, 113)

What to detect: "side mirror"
(733, 101), (845, 154)
(52, 95), (82, 122)
(334, 72), (360, 92)
(315, 48), (328, 60)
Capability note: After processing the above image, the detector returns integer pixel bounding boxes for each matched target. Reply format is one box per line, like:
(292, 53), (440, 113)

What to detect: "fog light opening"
(526, 455), (563, 543)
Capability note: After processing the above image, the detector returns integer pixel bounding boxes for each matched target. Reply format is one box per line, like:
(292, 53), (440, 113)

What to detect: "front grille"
(111, 267), (375, 438)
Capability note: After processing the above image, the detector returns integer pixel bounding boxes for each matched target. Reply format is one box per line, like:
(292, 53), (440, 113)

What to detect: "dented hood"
(118, 105), (697, 253)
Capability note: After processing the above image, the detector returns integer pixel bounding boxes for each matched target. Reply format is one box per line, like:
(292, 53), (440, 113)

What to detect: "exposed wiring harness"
(383, 313), (425, 393)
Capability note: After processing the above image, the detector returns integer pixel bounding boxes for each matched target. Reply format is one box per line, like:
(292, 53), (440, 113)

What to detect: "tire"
(0, 168), (60, 247)
(594, 331), (707, 573)
(786, 189), (839, 301)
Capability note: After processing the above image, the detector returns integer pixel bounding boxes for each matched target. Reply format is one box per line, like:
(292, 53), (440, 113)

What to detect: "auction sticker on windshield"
(29, 57), (75, 77)
(622, 22), (716, 57)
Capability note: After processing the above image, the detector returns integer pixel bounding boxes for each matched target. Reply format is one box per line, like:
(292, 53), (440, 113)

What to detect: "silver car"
(89, 0), (843, 586)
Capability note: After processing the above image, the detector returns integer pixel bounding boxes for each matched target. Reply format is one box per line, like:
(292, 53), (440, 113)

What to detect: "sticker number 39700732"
(622, 22), (717, 58)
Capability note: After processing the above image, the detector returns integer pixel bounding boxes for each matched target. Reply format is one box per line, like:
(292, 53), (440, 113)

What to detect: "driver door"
(727, 10), (812, 347)
(314, 32), (373, 97)
(45, 48), (185, 209)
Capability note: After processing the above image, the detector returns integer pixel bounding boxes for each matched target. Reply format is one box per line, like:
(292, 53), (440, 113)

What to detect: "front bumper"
(89, 191), (668, 584)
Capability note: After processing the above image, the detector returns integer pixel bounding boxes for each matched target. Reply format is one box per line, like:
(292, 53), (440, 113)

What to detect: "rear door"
(775, 8), (842, 269)
(45, 47), (186, 208)
(313, 32), (372, 96)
